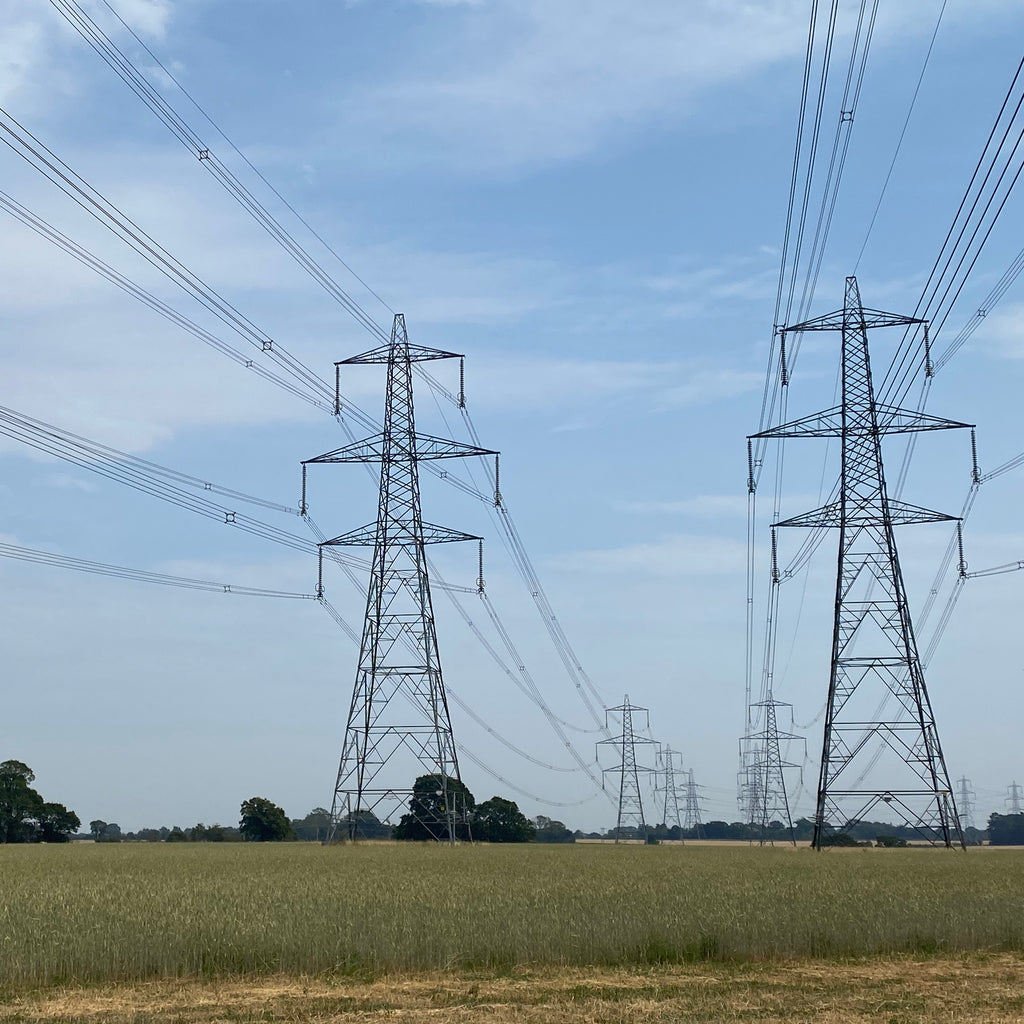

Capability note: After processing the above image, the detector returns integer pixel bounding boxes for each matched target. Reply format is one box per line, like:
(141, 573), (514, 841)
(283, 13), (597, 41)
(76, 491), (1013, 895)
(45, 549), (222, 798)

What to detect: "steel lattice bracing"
(305, 314), (495, 842)
(956, 776), (977, 831)
(683, 769), (704, 836)
(753, 277), (969, 850)
(656, 745), (685, 832)
(598, 695), (657, 842)
(744, 694), (800, 845)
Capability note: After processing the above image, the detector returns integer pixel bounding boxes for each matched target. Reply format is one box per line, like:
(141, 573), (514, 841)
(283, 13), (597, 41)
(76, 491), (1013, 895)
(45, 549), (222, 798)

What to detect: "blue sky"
(1, 0), (1024, 832)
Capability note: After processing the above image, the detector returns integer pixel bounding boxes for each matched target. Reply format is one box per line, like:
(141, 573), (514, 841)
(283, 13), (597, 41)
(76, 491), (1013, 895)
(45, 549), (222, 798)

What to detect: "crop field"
(1, 842), (1023, 1021)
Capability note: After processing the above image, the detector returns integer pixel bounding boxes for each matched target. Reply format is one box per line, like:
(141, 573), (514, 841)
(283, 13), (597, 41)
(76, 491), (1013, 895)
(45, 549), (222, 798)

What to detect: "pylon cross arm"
(339, 343), (463, 364)
(305, 431), (496, 464)
(783, 308), (926, 333)
(753, 405), (970, 440)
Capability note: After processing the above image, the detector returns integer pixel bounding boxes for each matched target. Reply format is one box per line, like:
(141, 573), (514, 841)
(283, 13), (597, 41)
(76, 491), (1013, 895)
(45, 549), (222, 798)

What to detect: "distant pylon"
(956, 776), (977, 830)
(598, 695), (657, 842)
(656, 745), (686, 832)
(738, 739), (763, 825)
(753, 277), (969, 850)
(683, 768), (705, 837)
(744, 693), (801, 845)
(304, 313), (496, 842)
(1007, 781), (1023, 815)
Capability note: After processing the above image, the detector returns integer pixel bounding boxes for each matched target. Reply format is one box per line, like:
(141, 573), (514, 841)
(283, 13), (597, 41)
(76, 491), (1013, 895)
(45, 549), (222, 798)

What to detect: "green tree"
(473, 797), (536, 842)
(36, 803), (80, 843)
(239, 797), (295, 842)
(0, 760), (79, 843)
(394, 775), (475, 841)
(332, 808), (391, 841)
(292, 807), (333, 841)
(533, 816), (575, 843)
(987, 812), (1024, 845)
(95, 822), (122, 843)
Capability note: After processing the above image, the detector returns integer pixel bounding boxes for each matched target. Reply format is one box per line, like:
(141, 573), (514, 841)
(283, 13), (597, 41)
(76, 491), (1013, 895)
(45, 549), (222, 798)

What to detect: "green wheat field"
(2, 842), (1023, 986)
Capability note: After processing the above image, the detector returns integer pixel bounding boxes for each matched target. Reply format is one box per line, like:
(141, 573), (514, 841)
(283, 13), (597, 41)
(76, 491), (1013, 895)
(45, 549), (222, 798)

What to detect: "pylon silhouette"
(304, 314), (495, 841)
(598, 695), (657, 842)
(753, 277), (968, 849)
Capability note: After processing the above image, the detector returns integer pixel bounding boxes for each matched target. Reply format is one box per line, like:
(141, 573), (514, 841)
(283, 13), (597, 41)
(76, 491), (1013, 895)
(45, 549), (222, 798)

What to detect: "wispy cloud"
(0, 0), (172, 109)
(971, 303), (1024, 360)
(334, 0), (1010, 174)
(552, 533), (748, 577)
(617, 495), (750, 518)
(465, 353), (761, 416)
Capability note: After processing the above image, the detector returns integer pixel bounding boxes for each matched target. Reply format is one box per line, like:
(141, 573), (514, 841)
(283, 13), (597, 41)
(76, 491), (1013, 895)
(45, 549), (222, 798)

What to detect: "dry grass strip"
(1, 953), (1022, 1023)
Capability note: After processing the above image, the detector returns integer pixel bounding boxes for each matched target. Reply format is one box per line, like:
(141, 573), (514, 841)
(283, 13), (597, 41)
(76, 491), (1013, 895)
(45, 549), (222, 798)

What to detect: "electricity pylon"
(656, 745), (686, 832)
(304, 313), (495, 842)
(738, 740), (763, 825)
(753, 276), (969, 850)
(598, 695), (657, 842)
(1007, 781), (1023, 815)
(683, 768), (705, 837)
(745, 694), (802, 845)
(956, 776), (977, 830)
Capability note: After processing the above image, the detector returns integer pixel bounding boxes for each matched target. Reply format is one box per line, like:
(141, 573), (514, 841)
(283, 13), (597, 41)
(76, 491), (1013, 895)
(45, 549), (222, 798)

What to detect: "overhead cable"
(49, 0), (392, 342)
(0, 540), (315, 598)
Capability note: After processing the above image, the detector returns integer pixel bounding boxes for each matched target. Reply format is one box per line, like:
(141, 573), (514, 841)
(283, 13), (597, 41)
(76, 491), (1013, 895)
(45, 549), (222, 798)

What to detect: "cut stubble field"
(1, 842), (1023, 1022)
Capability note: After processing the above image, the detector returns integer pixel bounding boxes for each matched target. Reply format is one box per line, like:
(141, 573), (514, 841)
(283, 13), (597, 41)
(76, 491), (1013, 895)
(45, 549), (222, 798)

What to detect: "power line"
(0, 540), (316, 598)
(0, 104), (334, 406)
(854, 0), (949, 271)
(49, 0), (392, 342)
(878, 54), (1024, 409)
(0, 190), (330, 411)
(3, 12), (619, 793)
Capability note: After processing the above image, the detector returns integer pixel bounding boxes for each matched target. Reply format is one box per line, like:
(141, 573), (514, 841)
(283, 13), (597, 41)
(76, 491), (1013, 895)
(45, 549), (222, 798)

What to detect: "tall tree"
(474, 797), (536, 843)
(534, 816), (575, 843)
(239, 797), (295, 842)
(394, 774), (475, 841)
(0, 761), (79, 843)
(988, 812), (1024, 846)
(292, 807), (333, 841)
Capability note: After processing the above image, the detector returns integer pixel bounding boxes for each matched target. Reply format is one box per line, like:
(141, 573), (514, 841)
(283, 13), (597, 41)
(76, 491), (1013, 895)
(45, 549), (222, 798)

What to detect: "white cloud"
(659, 368), (763, 409)
(463, 353), (761, 415)
(618, 494), (750, 518)
(95, 0), (173, 39)
(553, 533), (747, 577)
(336, 0), (1010, 173)
(0, 0), (173, 110)
(972, 302), (1024, 360)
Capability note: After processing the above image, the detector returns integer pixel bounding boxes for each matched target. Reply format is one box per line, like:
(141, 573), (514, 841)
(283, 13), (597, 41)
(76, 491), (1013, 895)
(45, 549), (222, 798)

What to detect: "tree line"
(7, 758), (1023, 845)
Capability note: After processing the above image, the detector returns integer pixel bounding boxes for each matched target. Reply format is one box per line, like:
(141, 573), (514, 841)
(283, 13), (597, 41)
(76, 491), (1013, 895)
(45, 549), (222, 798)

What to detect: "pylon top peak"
(337, 314), (464, 365)
(337, 342), (463, 366)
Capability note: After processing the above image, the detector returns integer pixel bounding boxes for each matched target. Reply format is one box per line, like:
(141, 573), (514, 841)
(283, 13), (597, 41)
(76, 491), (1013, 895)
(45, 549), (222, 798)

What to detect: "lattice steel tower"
(656, 745), (685, 832)
(598, 695), (657, 842)
(1007, 781), (1023, 815)
(304, 314), (495, 841)
(744, 694), (801, 845)
(753, 277), (969, 850)
(956, 776), (977, 831)
(683, 768), (705, 836)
